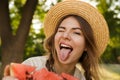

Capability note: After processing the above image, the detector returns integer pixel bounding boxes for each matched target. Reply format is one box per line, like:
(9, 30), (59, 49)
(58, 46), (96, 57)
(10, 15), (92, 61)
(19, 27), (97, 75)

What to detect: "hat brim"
(44, 1), (109, 56)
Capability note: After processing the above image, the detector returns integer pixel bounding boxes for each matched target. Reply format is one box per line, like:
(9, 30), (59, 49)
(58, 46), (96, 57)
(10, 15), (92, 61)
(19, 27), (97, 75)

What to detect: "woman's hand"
(3, 65), (10, 76)
(2, 65), (18, 80)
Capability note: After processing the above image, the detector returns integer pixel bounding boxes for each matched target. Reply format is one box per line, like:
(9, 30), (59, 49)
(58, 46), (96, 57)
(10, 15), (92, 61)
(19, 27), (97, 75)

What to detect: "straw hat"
(44, 0), (109, 56)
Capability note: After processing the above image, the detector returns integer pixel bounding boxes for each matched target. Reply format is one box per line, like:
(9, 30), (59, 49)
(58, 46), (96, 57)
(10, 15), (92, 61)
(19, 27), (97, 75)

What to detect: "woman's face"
(54, 16), (86, 64)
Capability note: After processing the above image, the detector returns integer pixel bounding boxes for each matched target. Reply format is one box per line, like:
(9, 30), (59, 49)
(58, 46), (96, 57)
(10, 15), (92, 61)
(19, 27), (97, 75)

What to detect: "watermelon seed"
(25, 71), (33, 80)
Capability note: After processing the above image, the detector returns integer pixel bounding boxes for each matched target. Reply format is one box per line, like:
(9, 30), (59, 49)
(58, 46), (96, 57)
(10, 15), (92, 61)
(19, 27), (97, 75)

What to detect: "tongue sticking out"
(60, 48), (71, 61)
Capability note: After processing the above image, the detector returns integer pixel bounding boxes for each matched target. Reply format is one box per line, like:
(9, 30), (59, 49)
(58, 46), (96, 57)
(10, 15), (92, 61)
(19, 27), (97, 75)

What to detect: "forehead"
(59, 16), (81, 28)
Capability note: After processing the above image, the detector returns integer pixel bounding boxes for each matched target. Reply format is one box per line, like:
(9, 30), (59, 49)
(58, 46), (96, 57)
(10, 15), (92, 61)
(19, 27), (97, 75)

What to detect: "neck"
(53, 60), (76, 75)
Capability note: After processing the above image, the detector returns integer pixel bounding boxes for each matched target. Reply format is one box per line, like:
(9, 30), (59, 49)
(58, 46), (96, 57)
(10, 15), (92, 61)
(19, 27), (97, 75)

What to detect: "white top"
(22, 56), (86, 80)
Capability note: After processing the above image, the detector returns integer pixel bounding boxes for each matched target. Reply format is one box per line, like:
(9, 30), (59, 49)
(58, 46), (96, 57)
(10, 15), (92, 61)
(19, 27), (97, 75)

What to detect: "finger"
(4, 65), (10, 76)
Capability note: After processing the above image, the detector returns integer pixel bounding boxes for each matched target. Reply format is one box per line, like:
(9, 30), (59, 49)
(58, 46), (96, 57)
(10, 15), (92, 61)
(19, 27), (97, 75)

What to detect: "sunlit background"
(32, 0), (120, 33)
(0, 0), (120, 79)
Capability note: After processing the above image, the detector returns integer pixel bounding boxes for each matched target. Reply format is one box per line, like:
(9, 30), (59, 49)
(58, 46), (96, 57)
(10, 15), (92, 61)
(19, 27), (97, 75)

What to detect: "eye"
(57, 28), (65, 32)
(74, 32), (81, 35)
(57, 29), (64, 32)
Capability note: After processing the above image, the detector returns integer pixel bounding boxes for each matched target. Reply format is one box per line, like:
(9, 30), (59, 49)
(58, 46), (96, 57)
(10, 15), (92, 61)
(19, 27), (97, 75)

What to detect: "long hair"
(44, 15), (100, 80)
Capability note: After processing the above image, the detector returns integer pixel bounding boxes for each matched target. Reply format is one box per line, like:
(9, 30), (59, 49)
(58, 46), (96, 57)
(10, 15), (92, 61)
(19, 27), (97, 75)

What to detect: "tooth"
(61, 44), (70, 47)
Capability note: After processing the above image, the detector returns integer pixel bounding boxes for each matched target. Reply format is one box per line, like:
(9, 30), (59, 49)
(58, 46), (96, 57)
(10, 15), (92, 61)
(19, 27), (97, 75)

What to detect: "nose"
(62, 32), (71, 40)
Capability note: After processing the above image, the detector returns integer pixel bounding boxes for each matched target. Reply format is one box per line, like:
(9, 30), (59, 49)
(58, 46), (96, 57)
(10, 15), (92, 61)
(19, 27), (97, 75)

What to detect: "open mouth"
(60, 44), (73, 51)
(59, 43), (73, 61)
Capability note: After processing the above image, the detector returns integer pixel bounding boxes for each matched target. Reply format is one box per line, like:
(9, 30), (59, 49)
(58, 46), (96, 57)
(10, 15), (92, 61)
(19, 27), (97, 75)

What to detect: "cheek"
(74, 38), (86, 58)
(55, 33), (59, 40)
(54, 33), (61, 48)
(55, 33), (63, 41)
(71, 38), (86, 62)
(74, 37), (86, 50)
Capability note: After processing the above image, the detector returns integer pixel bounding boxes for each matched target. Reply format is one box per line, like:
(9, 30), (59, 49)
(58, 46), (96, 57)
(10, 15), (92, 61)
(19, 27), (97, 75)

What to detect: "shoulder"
(74, 63), (86, 80)
(22, 56), (48, 70)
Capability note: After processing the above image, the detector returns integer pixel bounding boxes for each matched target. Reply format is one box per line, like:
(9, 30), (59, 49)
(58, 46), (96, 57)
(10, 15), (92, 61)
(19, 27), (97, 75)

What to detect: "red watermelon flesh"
(33, 68), (63, 80)
(10, 63), (79, 80)
(33, 68), (79, 80)
(10, 63), (36, 80)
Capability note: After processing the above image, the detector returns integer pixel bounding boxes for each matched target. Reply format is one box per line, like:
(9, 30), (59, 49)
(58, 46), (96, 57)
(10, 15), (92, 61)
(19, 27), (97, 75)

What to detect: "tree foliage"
(24, 28), (45, 59)
(0, 0), (62, 62)
(0, 0), (119, 78)
(23, 0), (62, 60)
(0, 0), (38, 78)
(94, 0), (120, 63)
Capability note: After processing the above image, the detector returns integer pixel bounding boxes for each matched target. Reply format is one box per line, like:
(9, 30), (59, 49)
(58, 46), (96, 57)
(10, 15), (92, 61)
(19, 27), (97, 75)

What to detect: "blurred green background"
(0, 0), (120, 79)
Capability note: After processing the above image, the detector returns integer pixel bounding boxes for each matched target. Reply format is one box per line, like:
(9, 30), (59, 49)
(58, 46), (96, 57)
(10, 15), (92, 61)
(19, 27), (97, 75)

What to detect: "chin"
(57, 56), (72, 65)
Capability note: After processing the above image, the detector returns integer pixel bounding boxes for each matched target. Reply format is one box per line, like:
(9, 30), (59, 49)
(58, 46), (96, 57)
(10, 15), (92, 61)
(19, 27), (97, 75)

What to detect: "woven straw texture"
(44, 0), (109, 55)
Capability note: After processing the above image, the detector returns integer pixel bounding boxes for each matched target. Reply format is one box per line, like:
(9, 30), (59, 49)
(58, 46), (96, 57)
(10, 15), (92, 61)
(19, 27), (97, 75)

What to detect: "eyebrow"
(58, 26), (65, 29)
(58, 26), (81, 30)
(72, 27), (81, 30)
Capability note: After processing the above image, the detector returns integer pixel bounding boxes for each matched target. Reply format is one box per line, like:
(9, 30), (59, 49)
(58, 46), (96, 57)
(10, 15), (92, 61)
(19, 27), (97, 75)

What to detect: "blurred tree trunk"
(0, 0), (38, 79)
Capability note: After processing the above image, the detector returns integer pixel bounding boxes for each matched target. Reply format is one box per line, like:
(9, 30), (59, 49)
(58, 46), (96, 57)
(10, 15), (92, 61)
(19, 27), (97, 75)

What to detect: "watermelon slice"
(10, 63), (36, 80)
(33, 68), (79, 80)
(33, 68), (63, 80)
(9, 63), (79, 80)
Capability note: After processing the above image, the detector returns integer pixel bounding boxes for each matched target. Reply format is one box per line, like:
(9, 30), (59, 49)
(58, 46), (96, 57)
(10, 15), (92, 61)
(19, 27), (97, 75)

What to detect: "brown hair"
(44, 15), (100, 80)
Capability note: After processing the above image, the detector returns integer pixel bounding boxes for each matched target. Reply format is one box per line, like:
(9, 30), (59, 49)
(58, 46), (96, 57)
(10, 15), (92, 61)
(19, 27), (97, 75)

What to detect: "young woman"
(45, 15), (99, 80)
(3, 0), (109, 80)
